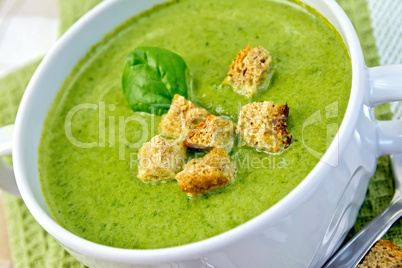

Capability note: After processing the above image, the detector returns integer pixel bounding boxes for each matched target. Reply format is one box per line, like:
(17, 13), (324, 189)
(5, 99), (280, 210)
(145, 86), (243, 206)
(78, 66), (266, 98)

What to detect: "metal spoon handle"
(323, 198), (402, 268)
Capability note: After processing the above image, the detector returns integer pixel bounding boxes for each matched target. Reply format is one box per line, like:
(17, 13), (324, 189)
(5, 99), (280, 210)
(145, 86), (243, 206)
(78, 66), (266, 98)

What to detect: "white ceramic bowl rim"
(13, 0), (365, 263)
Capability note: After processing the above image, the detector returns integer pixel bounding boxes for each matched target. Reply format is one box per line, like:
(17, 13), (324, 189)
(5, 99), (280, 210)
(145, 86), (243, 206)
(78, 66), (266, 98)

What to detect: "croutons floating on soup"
(184, 114), (236, 153)
(237, 102), (292, 153)
(137, 135), (187, 183)
(158, 94), (208, 139)
(176, 149), (236, 198)
(223, 44), (273, 98)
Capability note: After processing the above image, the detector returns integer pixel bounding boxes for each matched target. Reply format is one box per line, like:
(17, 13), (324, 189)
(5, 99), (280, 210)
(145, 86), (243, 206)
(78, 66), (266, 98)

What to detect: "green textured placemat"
(1, 1), (102, 267)
(57, 0), (104, 34)
(337, 0), (402, 247)
(337, 0), (380, 68)
(0, 0), (400, 267)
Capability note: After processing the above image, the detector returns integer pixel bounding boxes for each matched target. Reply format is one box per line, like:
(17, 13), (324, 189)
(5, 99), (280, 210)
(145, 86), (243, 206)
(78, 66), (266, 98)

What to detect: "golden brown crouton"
(223, 44), (272, 98)
(184, 114), (236, 153)
(137, 135), (187, 183)
(357, 240), (402, 268)
(175, 148), (236, 198)
(237, 102), (292, 154)
(158, 94), (208, 139)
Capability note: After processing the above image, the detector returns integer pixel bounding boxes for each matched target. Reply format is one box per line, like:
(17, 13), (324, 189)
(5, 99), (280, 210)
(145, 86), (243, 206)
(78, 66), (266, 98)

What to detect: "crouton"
(137, 135), (187, 183)
(158, 94), (208, 139)
(175, 148), (236, 198)
(223, 44), (272, 98)
(184, 114), (236, 153)
(237, 101), (292, 153)
(357, 240), (402, 268)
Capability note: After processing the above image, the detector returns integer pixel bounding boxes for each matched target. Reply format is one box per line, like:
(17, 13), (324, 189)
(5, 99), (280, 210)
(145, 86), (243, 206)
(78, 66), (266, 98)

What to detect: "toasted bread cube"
(158, 94), (208, 139)
(357, 240), (402, 268)
(184, 114), (236, 153)
(175, 149), (236, 198)
(137, 135), (187, 183)
(237, 102), (292, 153)
(223, 44), (272, 98)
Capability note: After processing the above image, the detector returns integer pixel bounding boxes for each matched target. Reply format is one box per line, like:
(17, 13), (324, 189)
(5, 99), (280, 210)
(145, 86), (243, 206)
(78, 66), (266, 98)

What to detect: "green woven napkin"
(0, 0), (400, 267)
(1, 1), (102, 267)
(337, 0), (402, 247)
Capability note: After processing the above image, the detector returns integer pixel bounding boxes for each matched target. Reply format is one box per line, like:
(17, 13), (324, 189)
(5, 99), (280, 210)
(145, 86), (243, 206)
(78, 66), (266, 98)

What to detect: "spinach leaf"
(122, 47), (189, 114)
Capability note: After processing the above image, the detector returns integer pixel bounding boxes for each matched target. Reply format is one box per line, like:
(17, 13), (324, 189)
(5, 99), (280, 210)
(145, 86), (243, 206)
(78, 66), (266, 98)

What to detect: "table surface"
(0, 0), (58, 78)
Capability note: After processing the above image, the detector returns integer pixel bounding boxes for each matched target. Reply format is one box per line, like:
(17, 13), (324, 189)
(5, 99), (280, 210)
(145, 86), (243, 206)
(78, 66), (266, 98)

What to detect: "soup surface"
(39, 0), (352, 249)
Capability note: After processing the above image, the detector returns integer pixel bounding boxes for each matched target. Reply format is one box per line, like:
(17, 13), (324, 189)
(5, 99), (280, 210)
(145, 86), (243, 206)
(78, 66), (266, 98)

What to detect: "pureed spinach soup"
(39, 0), (352, 249)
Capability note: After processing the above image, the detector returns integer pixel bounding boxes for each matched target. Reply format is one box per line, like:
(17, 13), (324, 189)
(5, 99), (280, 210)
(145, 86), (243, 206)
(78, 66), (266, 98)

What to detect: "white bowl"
(1, 0), (402, 267)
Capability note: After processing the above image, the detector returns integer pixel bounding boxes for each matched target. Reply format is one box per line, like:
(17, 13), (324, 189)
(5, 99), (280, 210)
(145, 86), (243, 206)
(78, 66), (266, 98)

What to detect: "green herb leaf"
(122, 47), (189, 114)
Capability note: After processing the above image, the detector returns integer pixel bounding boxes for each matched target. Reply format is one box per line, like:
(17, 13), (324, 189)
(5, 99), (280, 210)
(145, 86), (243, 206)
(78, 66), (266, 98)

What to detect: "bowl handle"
(0, 124), (20, 197)
(369, 65), (402, 156)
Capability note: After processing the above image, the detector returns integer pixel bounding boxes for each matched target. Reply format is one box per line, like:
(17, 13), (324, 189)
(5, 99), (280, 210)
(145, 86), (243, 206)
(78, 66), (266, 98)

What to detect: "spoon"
(323, 154), (402, 267)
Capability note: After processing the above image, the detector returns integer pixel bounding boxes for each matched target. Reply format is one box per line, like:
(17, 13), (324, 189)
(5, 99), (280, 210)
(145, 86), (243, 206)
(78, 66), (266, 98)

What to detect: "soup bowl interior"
(13, 0), (365, 264)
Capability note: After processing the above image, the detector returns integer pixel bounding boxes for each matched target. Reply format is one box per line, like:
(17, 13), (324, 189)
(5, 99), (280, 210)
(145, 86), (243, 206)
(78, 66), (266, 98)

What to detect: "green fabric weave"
(337, 0), (380, 68)
(0, 0), (400, 267)
(337, 0), (402, 247)
(1, 1), (102, 267)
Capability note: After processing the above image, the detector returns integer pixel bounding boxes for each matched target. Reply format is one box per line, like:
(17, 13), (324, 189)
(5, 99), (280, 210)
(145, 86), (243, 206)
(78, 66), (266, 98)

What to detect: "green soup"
(39, 0), (352, 249)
